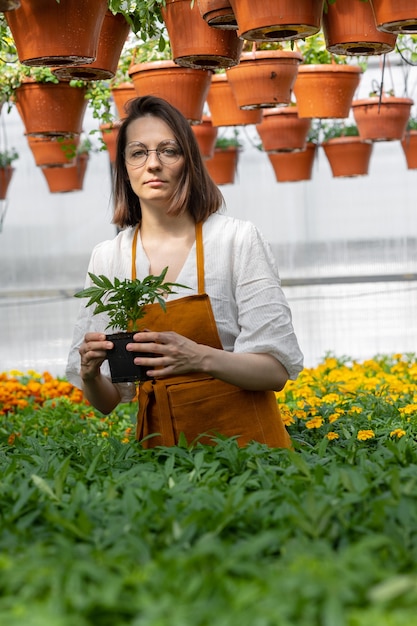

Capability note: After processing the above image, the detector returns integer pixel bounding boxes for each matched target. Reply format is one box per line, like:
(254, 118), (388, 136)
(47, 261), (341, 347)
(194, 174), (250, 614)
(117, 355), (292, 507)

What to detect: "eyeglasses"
(124, 140), (182, 167)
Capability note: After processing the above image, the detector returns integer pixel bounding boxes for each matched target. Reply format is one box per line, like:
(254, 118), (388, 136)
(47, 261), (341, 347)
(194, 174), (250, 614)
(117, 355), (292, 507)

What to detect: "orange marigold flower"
(357, 429), (375, 441)
(101, 431), (109, 437)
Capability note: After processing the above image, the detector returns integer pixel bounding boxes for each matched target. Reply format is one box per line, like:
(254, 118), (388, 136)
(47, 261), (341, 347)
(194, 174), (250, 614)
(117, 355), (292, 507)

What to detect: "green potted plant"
(74, 267), (189, 383)
(255, 102), (311, 153)
(352, 88), (414, 142)
(227, 0), (323, 42)
(40, 135), (96, 194)
(322, 0), (397, 56)
(205, 131), (242, 185)
(226, 40), (303, 109)
(401, 115), (417, 169)
(293, 32), (363, 119)
(0, 147), (18, 200)
(320, 120), (373, 178)
(127, 36), (213, 124)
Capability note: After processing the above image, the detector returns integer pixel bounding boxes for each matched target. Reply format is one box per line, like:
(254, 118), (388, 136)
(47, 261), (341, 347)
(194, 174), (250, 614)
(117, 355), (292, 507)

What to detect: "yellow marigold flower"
(279, 405), (295, 426)
(293, 409), (308, 420)
(390, 428), (406, 438)
(328, 413), (340, 423)
(326, 431), (339, 440)
(8, 369), (24, 377)
(349, 406), (363, 415)
(357, 429), (375, 441)
(101, 431), (109, 437)
(322, 393), (340, 404)
(121, 437), (130, 444)
(306, 416), (323, 429)
(398, 404), (417, 416)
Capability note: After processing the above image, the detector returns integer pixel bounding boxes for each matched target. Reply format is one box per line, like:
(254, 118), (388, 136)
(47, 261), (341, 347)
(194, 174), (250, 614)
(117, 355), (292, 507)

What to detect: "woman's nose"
(146, 150), (162, 167)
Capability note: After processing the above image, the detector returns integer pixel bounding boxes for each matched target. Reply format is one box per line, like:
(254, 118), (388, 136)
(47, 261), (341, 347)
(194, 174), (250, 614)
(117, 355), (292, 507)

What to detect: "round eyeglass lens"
(125, 141), (182, 166)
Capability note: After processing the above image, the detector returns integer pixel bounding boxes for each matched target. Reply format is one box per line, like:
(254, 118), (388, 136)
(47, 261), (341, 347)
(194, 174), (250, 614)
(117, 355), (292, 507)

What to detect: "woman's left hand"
(127, 330), (204, 377)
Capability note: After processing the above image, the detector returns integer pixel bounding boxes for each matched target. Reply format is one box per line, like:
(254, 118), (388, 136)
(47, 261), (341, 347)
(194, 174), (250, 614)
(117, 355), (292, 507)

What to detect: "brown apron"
(133, 222), (291, 449)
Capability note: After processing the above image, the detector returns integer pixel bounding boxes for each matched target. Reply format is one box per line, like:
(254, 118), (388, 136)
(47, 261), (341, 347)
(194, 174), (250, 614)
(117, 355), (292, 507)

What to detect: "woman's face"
(124, 114), (184, 211)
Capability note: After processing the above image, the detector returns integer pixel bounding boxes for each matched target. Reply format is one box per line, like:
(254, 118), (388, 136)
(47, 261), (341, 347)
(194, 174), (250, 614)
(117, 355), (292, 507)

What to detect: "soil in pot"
(106, 332), (158, 383)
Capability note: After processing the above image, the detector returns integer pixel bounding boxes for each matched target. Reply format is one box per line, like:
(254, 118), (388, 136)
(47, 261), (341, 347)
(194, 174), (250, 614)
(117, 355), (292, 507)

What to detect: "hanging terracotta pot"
(5, 0), (108, 67)
(15, 79), (88, 137)
(228, 0), (324, 42)
(110, 82), (137, 120)
(0, 0), (20, 10)
(267, 142), (317, 182)
(27, 135), (79, 167)
(129, 60), (212, 124)
(162, 0), (243, 69)
(41, 153), (89, 193)
(52, 11), (131, 81)
(205, 146), (239, 184)
(322, 136), (373, 177)
(322, 0), (397, 56)
(401, 130), (417, 169)
(352, 97), (413, 141)
(197, 0), (238, 29)
(100, 121), (122, 165)
(256, 106), (311, 152)
(293, 64), (362, 118)
(206, 74), (262, 126)
(226, 50), (303, 109)
(192, 116), (218, 159)
(370, 0), (417, 34)
(0, 166), (14, 200)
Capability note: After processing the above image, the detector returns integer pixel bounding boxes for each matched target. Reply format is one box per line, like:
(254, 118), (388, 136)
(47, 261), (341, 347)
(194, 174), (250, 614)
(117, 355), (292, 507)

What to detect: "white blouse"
(66, 213), (304, 401)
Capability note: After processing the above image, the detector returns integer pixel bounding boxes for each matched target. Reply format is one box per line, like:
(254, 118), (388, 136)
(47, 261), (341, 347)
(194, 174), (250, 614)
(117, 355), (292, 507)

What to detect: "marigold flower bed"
(1, 355), (417, 626)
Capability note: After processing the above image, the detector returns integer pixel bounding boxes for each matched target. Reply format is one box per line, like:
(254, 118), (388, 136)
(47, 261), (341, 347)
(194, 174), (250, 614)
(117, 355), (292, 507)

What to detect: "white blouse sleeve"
(230, 221), (303, 380)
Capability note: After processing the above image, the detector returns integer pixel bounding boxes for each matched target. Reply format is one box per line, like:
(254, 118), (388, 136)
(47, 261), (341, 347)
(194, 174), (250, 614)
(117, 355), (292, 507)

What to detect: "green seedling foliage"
(74, 266), (189, 331)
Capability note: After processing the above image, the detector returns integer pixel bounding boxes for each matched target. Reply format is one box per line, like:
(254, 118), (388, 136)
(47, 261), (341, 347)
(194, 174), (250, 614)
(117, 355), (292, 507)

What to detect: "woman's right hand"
(78, 332), (113, 382)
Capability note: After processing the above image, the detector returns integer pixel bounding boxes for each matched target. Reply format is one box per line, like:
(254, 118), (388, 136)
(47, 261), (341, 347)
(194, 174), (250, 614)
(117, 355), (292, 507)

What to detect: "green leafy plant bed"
(1, 353), (417, 625)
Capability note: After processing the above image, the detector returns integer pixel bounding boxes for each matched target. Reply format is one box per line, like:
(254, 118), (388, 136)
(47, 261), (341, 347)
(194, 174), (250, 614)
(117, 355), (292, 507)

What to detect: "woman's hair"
(112, 95), (224, 228)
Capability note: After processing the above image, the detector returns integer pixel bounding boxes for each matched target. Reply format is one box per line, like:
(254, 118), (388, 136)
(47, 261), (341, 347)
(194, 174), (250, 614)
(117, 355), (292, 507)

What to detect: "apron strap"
(195, 221), (204, 295)
(131, 221), (205, 294)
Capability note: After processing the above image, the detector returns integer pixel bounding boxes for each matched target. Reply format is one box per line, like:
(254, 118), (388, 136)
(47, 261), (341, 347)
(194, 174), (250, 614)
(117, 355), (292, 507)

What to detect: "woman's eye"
(161, 148), (178, 157)
(133, 150), (147, 158)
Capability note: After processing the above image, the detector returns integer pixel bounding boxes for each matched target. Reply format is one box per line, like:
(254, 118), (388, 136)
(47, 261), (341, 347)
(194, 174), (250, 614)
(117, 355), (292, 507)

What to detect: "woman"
(66, 95), (303, 448)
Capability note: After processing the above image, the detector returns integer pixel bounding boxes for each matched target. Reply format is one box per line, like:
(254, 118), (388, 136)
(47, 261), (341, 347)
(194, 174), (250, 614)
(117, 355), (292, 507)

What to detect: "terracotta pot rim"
(352, 97), (414, 106)
(211, 73), (227, 83)
(261, 106), (299, 117)
(298, 64), (362, 74)
(321, 136), (372, 145)
(239, 50), (303, 62)
(129, 61), (212, 75)
(111, 81), (135, 89)
(18, 78), (85, 90)
(99, 121), (122, 131)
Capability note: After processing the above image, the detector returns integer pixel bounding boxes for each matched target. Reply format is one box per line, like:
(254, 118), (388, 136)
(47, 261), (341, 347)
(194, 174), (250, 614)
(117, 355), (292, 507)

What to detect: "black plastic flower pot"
(105, 332), (155, 383)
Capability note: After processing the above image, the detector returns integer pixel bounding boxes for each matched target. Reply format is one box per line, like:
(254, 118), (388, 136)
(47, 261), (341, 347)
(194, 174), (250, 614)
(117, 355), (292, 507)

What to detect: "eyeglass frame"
(124, 139), (183, 167)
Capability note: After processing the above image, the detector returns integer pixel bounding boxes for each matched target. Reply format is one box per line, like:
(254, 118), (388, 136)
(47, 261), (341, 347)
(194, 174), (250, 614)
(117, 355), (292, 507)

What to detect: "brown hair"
(112, 95), (224, 228)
